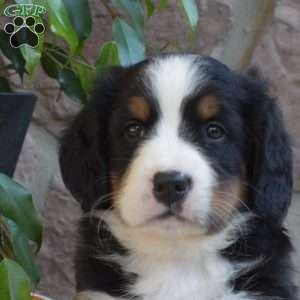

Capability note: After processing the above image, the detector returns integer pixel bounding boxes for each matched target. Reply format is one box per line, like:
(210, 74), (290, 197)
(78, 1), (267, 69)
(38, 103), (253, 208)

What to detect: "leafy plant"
(0, 0), (199, 104)
(0, 173), (42, 300)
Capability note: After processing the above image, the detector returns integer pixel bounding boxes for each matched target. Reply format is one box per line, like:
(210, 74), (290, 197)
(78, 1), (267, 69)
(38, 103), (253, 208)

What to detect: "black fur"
(75, 217), (136, 298)
(241, 75), (293, 224)
(223, 217), (298, 299)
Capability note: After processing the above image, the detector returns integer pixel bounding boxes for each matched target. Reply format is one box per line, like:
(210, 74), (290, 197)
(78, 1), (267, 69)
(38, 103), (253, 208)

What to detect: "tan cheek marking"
(208, 179), (245, 232)
(110, 173), (124, 217)
(111, 174), (121, 194)
(129, 96), (150, 122)
(197, 95), (219, 120)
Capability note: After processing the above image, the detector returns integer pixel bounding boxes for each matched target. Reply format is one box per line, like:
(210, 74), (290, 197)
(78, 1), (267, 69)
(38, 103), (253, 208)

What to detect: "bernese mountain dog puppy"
(59, 55), (298, 300)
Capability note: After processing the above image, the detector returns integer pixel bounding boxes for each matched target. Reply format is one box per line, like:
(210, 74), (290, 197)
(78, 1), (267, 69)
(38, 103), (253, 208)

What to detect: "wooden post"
(214, 0), (276, 71)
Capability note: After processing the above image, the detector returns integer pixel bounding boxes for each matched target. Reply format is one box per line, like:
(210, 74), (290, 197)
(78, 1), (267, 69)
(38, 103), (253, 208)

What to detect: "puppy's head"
(60, 55), (292, 237)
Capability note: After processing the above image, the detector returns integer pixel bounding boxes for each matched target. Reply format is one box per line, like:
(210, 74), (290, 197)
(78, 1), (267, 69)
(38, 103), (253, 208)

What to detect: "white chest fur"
(124, 251), (240, 300)
(89, 212), (254, 300)
(75, 254), (253, 300)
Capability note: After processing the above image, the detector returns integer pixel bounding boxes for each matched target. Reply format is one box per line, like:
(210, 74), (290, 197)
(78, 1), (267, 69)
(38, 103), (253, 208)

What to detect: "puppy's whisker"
(213, 201), (244, 221)
(239, 180), (265, 197)
(214, 190), (250, 211)
(96, 206), (115, 251)
(89, 191), (120, 216)
(94, 175), (119, 185)
(211, 205), (247, 238)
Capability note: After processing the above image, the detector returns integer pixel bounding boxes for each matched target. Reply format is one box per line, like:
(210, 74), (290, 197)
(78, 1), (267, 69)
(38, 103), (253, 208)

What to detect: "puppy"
(60, 55), (298, 300)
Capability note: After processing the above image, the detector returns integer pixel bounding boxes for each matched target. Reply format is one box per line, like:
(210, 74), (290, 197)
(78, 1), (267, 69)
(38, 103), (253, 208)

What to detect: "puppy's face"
(107, 56), (247, 236)
(60, 55), (292, 239)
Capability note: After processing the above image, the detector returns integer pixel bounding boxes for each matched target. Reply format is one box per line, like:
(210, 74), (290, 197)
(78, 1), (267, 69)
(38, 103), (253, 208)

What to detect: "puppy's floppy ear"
(59, 67), (124, 212)
(246, 78), (293, 224)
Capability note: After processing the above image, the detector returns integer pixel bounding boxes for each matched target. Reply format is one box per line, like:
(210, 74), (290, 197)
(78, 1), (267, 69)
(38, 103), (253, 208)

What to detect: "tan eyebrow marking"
(197, 95), (220, 120)
(128, 96), (151, 122)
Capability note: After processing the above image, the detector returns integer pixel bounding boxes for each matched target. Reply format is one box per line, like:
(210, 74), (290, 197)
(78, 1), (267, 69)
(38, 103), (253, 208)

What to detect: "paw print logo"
(4, 16), (45, 48)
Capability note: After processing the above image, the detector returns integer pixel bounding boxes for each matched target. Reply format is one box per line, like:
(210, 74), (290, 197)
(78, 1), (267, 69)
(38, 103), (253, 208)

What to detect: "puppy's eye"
(206, 123), (225, 140)
(124, 122), (145, 140)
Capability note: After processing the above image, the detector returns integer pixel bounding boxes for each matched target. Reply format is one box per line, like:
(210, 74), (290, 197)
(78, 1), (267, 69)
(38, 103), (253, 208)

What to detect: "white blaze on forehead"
(116, 55), (216, 228)
(146, 55), (207, 126)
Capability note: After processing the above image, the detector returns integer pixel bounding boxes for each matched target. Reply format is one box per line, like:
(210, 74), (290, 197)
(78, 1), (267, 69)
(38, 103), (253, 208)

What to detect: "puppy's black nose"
(153, 171), (192, 206)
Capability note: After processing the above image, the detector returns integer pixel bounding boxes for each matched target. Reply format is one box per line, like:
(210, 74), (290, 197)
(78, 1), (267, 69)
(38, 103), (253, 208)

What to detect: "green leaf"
(113, 18), (145, 66)
(179, 0), (199, 30)
(0, 258), (32, 300)
(0, 174), (42, 249)
(75, 63), (96, 97)
(62, 0), (92, 41)
(95, 41), (120, 74)
(20, 43), (43, 76)
(4, 219), (40, 286)
(0, 77), (12, 92)
(144, 0), (155, 17)
(0, 31), (26, 78)
(41, 44), (87, 103)
(112, 0), (144, 41)
(0, 0), (5, 11)
(41, 43), (67, 79)
(158, 0), (168, 10)
(46, 0), (79, 54)
(58, 68), (87, 103)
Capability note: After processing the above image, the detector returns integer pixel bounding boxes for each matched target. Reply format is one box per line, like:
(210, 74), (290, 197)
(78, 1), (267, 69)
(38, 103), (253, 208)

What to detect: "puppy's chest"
(124, 253), (236, 300)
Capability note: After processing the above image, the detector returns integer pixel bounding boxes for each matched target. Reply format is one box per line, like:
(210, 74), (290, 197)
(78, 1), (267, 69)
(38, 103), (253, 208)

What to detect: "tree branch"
(101, 0), (120, 20)
(213, 0), (276, 71)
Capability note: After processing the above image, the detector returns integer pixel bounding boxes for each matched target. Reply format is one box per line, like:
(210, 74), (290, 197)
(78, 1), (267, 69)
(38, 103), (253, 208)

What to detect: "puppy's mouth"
(149, 207), (200, 227)
(156, 209), (187, 222)
(139, 208), (207, 237)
